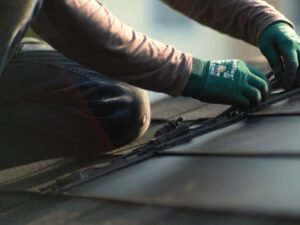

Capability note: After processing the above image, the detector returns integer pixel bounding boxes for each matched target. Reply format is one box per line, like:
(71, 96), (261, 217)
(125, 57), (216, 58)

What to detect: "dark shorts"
(0, 38), (150, 169)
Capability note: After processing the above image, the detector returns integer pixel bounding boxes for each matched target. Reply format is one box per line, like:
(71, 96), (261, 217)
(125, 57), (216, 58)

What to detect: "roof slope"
(2, 58), (300, 224)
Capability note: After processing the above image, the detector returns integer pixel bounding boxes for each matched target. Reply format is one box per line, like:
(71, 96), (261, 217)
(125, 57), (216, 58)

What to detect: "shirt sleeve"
(32, 0), (193, 96)
(161, 0), (294, 45)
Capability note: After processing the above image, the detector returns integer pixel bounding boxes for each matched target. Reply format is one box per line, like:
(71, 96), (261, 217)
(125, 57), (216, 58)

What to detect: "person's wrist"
(182, 58), (209, 99)
(259, 21), (294, 46)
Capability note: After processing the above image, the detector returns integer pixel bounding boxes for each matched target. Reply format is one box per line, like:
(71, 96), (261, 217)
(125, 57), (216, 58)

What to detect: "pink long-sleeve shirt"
(32, 0), (292, 96)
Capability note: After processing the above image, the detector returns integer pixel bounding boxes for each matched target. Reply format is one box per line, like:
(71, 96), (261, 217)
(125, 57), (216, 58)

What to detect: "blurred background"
(99, 0), (300, 100)
(100, 0), (300, 60)
(27, 0), (300, 101)
(27, 0), (300, 59)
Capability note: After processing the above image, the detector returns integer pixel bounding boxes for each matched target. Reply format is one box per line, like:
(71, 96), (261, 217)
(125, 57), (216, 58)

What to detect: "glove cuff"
(181, 58), (209, 99)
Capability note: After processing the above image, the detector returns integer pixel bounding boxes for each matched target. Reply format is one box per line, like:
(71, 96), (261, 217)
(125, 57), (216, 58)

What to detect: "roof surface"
(1, 58), (300, 225)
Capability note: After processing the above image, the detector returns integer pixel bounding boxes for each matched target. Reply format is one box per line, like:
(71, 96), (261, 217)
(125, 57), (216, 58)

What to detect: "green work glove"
(182, 58), (270, 109)
(258, 22), (300, 90)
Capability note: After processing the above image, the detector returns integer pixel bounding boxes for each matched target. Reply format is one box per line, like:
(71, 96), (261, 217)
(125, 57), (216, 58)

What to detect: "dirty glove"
(258, 22), (300, 90)
(182, 58), (270, 109)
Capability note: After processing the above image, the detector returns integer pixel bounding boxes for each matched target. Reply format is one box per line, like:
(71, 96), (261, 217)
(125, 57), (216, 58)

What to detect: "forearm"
(32, 0), (192, 96)
(162, 0), (293, 45)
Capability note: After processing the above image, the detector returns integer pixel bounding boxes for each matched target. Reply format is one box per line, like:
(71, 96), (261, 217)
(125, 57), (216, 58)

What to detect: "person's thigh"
(0, 38), (150, 169)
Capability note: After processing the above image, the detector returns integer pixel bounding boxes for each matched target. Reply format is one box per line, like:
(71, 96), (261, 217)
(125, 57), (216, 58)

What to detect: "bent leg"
(0, 38), (150, 170)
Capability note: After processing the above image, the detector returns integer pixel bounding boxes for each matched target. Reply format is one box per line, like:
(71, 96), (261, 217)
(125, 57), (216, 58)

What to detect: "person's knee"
(95, 83), (151, 148)
(4, 38), (151, 154)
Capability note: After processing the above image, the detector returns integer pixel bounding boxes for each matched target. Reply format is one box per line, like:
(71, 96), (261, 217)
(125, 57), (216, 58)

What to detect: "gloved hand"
(258, 22), (300, 90)
(182, 58), (270, 109)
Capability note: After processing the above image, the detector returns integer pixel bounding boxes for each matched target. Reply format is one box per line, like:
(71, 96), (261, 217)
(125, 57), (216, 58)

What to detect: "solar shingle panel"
(163, 115), (300, 155)
(69, 156), (300, 218)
